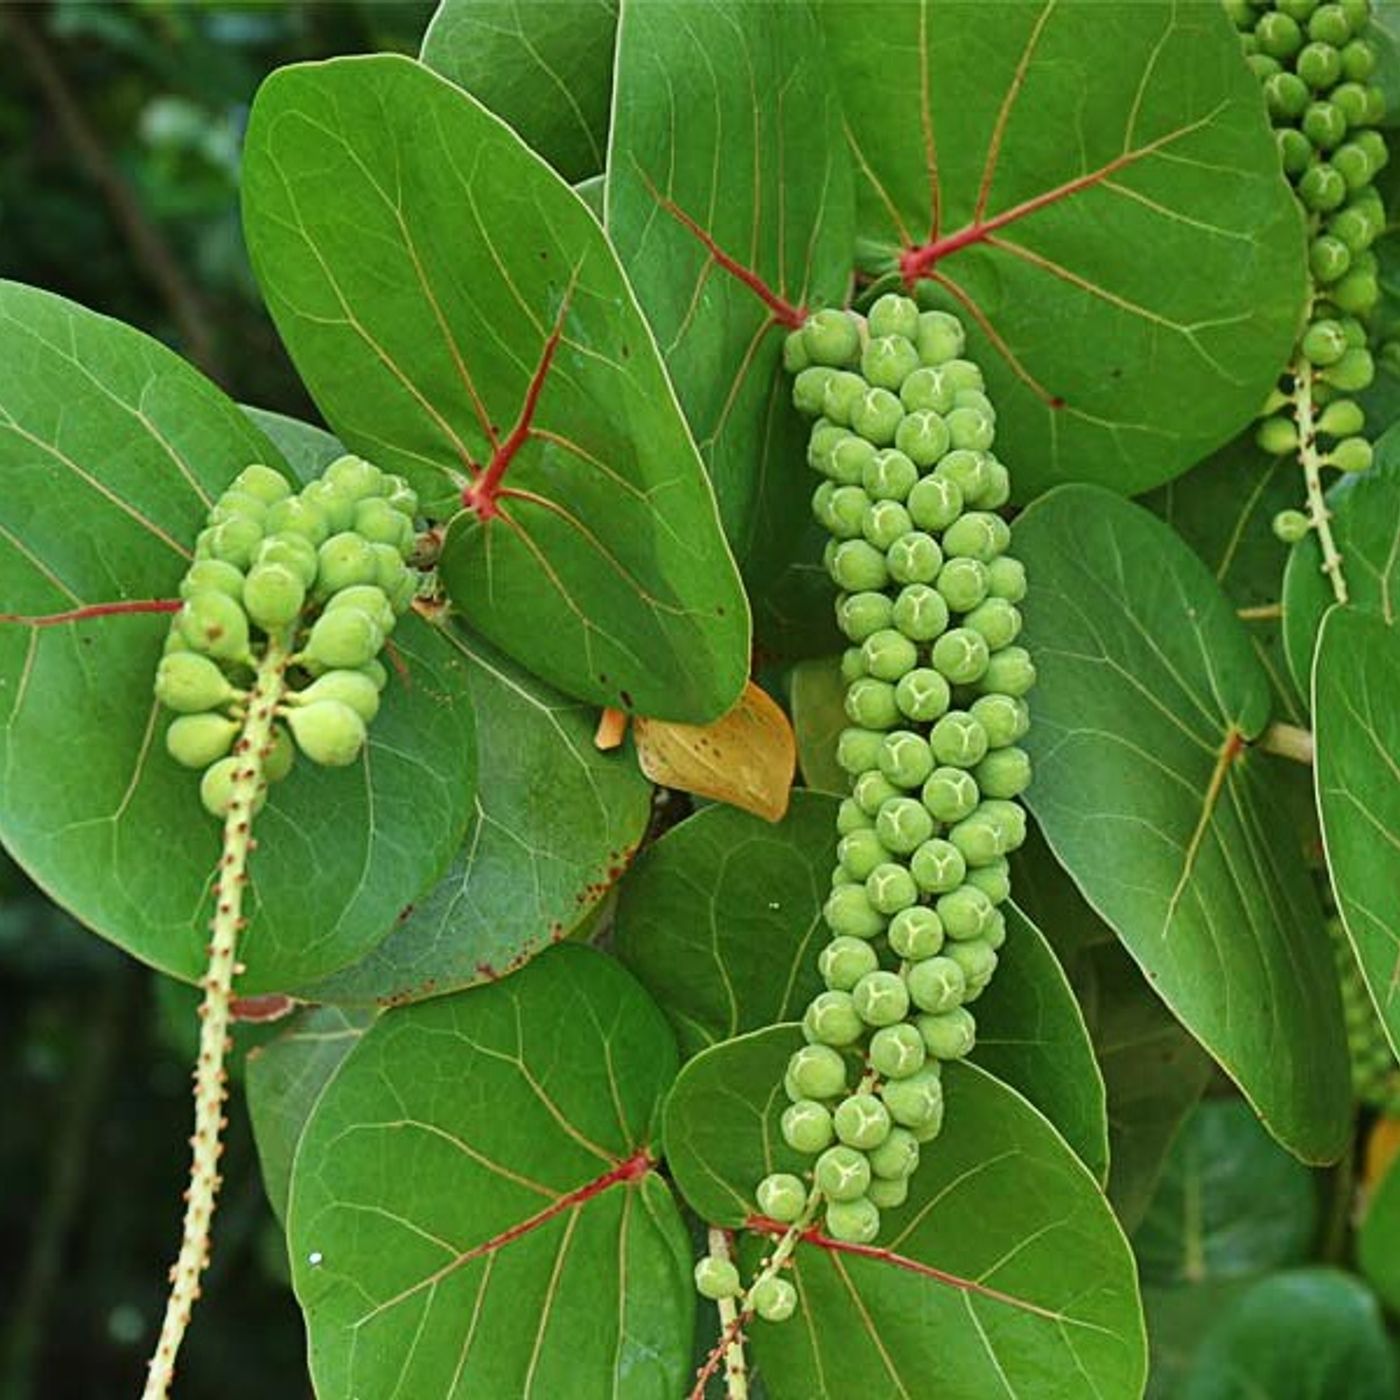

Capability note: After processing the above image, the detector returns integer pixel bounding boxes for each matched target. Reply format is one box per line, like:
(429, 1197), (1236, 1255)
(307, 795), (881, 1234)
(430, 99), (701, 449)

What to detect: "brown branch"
(4, 4), (225, 382)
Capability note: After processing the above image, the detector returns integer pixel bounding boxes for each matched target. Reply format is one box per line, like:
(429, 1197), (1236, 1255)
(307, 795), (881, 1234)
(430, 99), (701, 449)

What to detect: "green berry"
(838, 828), (890, 882)
(208, 491), (267, 527)
(837, 798), (873, 836)
(166, 712), (239, 769)
(1321, 345), (1375, 391)
(910, 838), (967, 895)
(964, 598), (1022, 650)
(1272, 509), (1312, 544)
(869, 1024), (927, 1081)
(837, 727), (885, 777)
(783, 330), (810, 374)
(1342, 36), (1377, 80)
(949, 813), (1005, 867)
(1256, 415), (1299, 455)
(804, 990), (865, 1046)
(1308, 3), (1353, 45)
(905, 955), (967, 1015)
(861, 629), (917, 682)
(782, 1098), (836, 1151)
(947, 938), (998, 989)
(1257, 9), (1304, 55)
(840, 647), (868, 686)
(906, 474), (963, 532)
(921, 766), (981, 824)
(326, 584), (395, 634)
(868, 1127), (920, 1181)
(1311, 235), (1352, 285)
(794, 365), (838, 415)
(900, 365), (956, 414)
(233, 464), (293, 505)
(837, 590), (894, 642)
(803, 308), (861, 367)
(974, 746), (1032, 799)
(1278, 127), (1315, 177)
(155, 653), (238, 714)
(943, 512), (1010, 562)
(1304, 320), (1349, 367)
(887, 531), (943, 585)
(980, 646), (1036, 697)
(930, 710), (990, 767)
(894, 409), (951, 467)
(845, 677), (901, 730)
(1297, 41), (1343, 88)
(850, 387), (905, 445)
(868, 293), (921, 341)
(915, 310), (964, 364)
(180, 559), (245, 604)
(286, 699), (368, 767)
(694, 1255), (741, 1300)
(751, 1275), (798, 1323)
(1332, 270), (1379, 315)
(965, 859), (1011, 905)
(875, 795), (935, 853)
(1318, 398), (1365, 436)
(879, 1064), (944, 1132)
(756, 1173), (808, 1224)
(324, 454), (384, 501)
(178, 593), (250, 662)
(243, 562), (306, 632)
(887, 905), (945, 959)
(863, 335), (920, 391)
(291, 669), (382, 724)
(863, 448), (919, 501)
(820, 936), (881, 991)
(1299, 163), (1347, 212)
(198, 755), (261, 821)
(937, 884), (995, 941)
(834, 1092), (894, 1150)
(866, 862), (919, 915)
(317, 532), (381, 596)
(853, 769), (901, 816)
(919, 1006), (978, 1060)
(890, 586), (950, 644)
(979, 798), (1028, 851)
(935, 557), (990, 613)
(1329, 435), (1374, 471)
(264, 725), (295, 783)
(851, 970), (911, 1028)
(787, 1044), (848, 1101)
(986, 556), (1027, 602)
(894, 667), (952, 723)
(830, 434), (877, 486)
(931, 629), (990, 686)
(264, 495), (330, 546)
(825, 884), (886, 939)
(867, 1176), (908, 1209)
(970, 693), (1029, 748)
(303, 609), (382, 671)
(863, 501), (914, 551)
(814, 1145), (872, 1202)
(1333, 141), (1373, 191)
(830, 539), (890, 592)
(879, 731), (935, 789)
(945, 404), (995, 451)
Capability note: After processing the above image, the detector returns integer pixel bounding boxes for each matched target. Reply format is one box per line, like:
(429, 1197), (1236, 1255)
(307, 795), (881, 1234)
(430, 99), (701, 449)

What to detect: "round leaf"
(823, 1), (1305, 497)
(288, 944), (693, 1399)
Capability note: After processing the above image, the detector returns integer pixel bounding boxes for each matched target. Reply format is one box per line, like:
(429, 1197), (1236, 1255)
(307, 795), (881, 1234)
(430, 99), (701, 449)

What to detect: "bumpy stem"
(142, 635), (290, 1400)
(708, 1228), (750, 1400)
(1292, 356), (1349, 606)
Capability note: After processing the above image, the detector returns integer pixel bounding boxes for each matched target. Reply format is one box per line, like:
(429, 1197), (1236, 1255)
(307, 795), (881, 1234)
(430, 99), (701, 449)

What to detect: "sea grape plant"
(3, 1), (1400, 1397)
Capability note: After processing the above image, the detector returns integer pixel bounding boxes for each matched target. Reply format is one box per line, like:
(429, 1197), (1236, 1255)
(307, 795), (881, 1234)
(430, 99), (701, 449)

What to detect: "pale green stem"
(1293, 353), (1349, 606)
(707, 1228), (750, 1400)
(142, 634), (290, 1400)
(1257, 720), (1315, 766)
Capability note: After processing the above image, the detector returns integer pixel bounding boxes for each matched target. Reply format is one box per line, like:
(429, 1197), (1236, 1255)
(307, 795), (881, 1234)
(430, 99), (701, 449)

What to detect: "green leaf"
(1314, 608), (1400, 1059)
(1016, 484), (1351, 1162)
(606, 0), (853, 658)
(788, 657), (848, 795)
(303, 621), (653, 1006)
(288, 944), (693, 1399)
(664, 1026), (1145, 1399)
(420, 0), (617, 182)
(1132, 1098), (1317, 1286)
(1145, 435), (1305, 723)
(242, 54), (750, 723)
(240, 404), (343, 482)
(1176, 1269), (1397, 1400)
(823, 1), (1305, 498)
(1358, 1147), (1400, 1312)
(246, 1005), (374, 1226)
(0, 282), (478, 992)
(615, 793), (1108, 1175)
(1142, 1279), (1254, 1400)
(1283, 420), (1400, 698)
(612, 792), (836, 1059)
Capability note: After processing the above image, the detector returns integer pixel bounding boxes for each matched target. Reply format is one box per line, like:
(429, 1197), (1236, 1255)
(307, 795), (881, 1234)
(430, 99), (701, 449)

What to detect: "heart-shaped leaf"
(1132, 1098), (1317, 1286)
(1016, 484), (1350, 1162)
(302, 620), (653, 1006)
(822, 1), (1304, 497)
(664, 1025), (1145, 1399)
(420, 0), (618, 182)
(242, 54), (750, 723)
(1175, 1269), (1397, 1400)
(607, 0), (853, 657)
(1314, 608), (1400, 1058)
(288, 944), (693, 1399)
(1283, 421), (1400, 697)
(0, 282), (478, 992)
(615, 794), (1107, 1174)
(246, 1005), (374, 1225)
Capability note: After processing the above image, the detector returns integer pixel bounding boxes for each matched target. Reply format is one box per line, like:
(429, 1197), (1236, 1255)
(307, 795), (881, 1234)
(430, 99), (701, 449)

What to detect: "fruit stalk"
(707, 1228), (750, 1400)
(1292, 355), (1350, 604)
(142, 633), (290, 1400)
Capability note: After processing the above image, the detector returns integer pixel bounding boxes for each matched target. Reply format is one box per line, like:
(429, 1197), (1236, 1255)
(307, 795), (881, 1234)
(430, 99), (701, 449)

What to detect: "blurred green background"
(0, 6), (429, 1395)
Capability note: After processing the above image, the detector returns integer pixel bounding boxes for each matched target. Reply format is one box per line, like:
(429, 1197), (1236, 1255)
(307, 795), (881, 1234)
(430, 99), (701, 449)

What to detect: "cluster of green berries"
(1228, 0), (1387, 542)
(701, 294), (1031, 1302)
(155, 456), (419, 817)
(1330, 918), (1400, 1114)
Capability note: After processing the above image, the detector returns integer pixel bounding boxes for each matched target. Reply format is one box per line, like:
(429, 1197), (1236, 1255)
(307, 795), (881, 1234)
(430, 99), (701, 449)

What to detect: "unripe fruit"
(905, 955), (967, 1015)
(979, 798), (1028, 851)
(166, 713), (239, 769)
(916, 310), (964, 364)
(868, 292), (920, 342)
(209, 517), (263, 570)
(943, 512), (1010, 562)
(1320, 346), (1375, 391)
(264, 724), (296, 783)
(178, 593), (250, 662)
(1311, 234), (1352, 284)
(894, 667), (952, 723)
(243, 563), (306, 632)
(793, 365), (837, 415)
(1256, 415), (1299, 455)
(986, 556), (1027, 603)
(879, 1064), (944, 1131)
(1342, 37), (1377, 80)
(834, 1094), (893, 1152)
(802, 308), (861, 367)
(869, 1023), (927, 1080)
(845, 677), (900, 730)
(966, 859), (1012, 905)
(756, 1173), (808, 1224)
(1299, 163), (1347, 212)
(287, 699), (368, 767)
(825, 1197), (880, 1244)
(947, 938), (998, 988)
(851, 970), (910, 1028)
(921, 766), (980, 824)
(324, 454), (384, 501)
(180, 559), (245, 604)
(326, 584), (396, 635)
(894, 409), (951, 467)
(1297, 41), (1343, 89)
(1333, 142), (1373, 191)
(862, 335), (920, 391)
(862, 628), (918, 681)
(906, 474), (963, 532)
(1303, 320), (1349, 368)
(782, 1098), (836, 1152)
(208, 491), (267, 527)
(865, 862), (918, 916)
(1308, 3), (1352, 45)
(751, 1276), (798, 1323)
(949, 813), (1005, 867)
(868, 1127), (920, 1181)
(837, 590), (894, 642)
(970, 693), (1029, 749)
(887, 905), (945, 959)
(945, 404), (995, 451)
(256, 532), (319, 589)
(931, 629), (990, 686)
(814, 1145), (871, 1201)
(822, 370), (868, 427)
(935, 557), (990, 613)
(853, 769), (901, 816)
(1331, 270), (1379, 315)
(879, 730), (935, 789)
(233, 464), (292, 505)
(355, 496), (416, 556)
(863, 448), (918, 501)
(819, 936), (881, 991)
(980, 646), (1036, 696)
(875, 795), (935, 853)
(937, 884), (996, 941)
(694, 1255), (741, 1300)
(830, 539), (890, 592)
(910, 837), (967, 895)
(840, 647), (867, 686)
(155, 653), (238, 714)
(317, 532), (381, 596)
(867, 1176), (908, 1209)
(264, 495), (330, 546)
(974, 746), (1032, 799)
(891, 585), (950, 643)
(1256, 9), (1303, 56)
(964, 598), (1022, 651)
(302, 479), (356, 533)
(291, 669), (382, 723)
(930, 710), (990, 767)
(886, 531), (943, 585)
(1318, 398), (1365, 436)
(849, 387), (904, 444)
(919, 1006), (978, 1060)
(303, 609), (383, 671)
(837, 798), (873, 836)
(199, 755), (263, 820)
(836, 727), (885, 777)
(1329, 435), (1373, 471)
